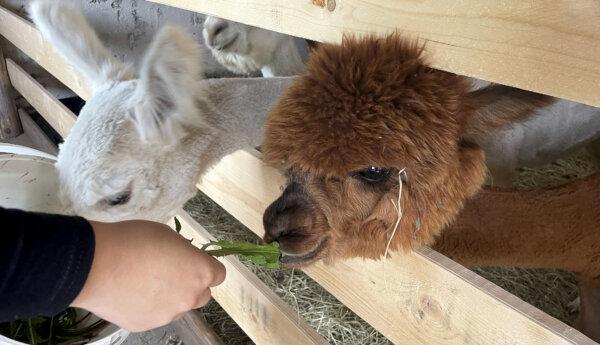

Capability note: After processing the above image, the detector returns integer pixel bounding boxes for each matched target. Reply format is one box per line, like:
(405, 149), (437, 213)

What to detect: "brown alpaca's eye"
(353, 166), (391, 183)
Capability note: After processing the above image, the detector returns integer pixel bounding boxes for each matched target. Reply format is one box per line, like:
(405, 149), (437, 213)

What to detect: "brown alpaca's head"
(262, 34), (547, 267)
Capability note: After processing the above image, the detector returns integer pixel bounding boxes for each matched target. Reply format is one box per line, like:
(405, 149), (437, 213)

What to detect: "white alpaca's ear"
(133, 25), (205, 143)
(29, 0), (130, 89)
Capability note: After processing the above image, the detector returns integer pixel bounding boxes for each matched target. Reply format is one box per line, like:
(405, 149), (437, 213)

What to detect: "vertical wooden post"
(0, 45), (21, 140)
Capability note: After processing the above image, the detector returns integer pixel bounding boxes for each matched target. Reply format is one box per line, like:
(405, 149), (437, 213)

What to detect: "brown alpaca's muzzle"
(263, 182), (329, 267)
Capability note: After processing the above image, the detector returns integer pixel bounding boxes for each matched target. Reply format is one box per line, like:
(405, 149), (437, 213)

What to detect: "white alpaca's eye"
(106, 191), (131, 206)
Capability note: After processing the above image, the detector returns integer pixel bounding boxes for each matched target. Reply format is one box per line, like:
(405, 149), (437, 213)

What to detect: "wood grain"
(2, 3), (595, 343)
(6, 59), (76, 138)
(0, 7), (92, 99)
(0, 49), (21, 139)
(198, 149), (595, 345)
(171, 311), (225, 345)
(149, 0), (600, 107)
(169, 213), (328, 345)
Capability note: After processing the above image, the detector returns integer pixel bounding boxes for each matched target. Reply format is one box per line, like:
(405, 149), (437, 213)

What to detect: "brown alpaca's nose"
(263, 183), (315, 253)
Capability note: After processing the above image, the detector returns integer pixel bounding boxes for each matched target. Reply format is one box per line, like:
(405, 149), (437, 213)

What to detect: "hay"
(184, 148), (599, 344)
(185, 195), (391, 345)
(515, 149), (599, 188)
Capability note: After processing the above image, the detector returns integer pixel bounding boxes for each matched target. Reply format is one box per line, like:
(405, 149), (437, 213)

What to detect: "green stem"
(12, 322), (23, 339)
(48, 316), (54, 345)
(27, 319), (36, 345)
(205, 248), (279, 257)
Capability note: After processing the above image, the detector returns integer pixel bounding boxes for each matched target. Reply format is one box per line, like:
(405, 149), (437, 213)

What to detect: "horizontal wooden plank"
(198, 149), (594, 345)
(6, 59), (76, 138)
(149, 0), (600, 107)
(169, 212), (328, 345)
(0, 6), (91, 99)
(4, 3), (593, 343)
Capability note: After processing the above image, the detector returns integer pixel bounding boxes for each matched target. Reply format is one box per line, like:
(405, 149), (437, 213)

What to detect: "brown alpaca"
(261, 34), (600, 339)
(262, 33), (549, 264)
(432, 172), (600, 340)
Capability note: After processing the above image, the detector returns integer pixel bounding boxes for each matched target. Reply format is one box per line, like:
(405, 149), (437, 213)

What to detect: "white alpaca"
(30, 0), (293, 222)
(203, 16), (309, 77)
(205, 18), (600, 186)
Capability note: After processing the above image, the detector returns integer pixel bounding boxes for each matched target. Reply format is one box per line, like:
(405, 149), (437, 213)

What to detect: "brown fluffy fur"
(433, 172), (600, 339)
(261, 33), (600, 341)
(434, 172), (600, 285)
(263, 34), (489, 260)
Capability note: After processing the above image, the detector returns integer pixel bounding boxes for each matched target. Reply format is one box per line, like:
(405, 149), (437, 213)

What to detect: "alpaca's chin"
(279, 239), (328, 267)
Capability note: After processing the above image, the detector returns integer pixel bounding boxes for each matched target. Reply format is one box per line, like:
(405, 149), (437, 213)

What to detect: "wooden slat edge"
(7, 59), (76, 138)
(16, 108), (58, 155)
(171, 310), (225, 345)
(0, 45), (21, 139)
(197, 149), (594, 345)
(0, 6), (91, 99)
(5, 3), (593, 343)
(170, 212), (328, 345)
(149, 0), (600, 107)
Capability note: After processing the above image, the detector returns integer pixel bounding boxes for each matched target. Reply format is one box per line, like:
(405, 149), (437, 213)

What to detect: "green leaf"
(0, 308), (108, 344)
(174, 217), (182, 233)
(204, 240), (281, 269)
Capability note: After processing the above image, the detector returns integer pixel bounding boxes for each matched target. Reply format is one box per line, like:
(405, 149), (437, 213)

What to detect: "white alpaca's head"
(30, 0), (294, 223)
(30, 0), (210, 222)
(203, 16), (308, 77)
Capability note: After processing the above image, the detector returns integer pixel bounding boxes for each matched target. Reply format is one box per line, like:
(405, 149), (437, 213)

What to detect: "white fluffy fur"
(29, 0), (132, 89)
(202, 16), (308, 77)
(133, 26), (207, 142)
(31, 0), (293, 222)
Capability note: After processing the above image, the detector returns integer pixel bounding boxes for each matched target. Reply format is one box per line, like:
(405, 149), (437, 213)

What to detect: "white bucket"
(0, 144), (130, 345)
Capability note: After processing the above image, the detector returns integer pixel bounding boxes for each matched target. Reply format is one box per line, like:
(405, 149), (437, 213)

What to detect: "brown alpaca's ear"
(462, 84), (554, 140)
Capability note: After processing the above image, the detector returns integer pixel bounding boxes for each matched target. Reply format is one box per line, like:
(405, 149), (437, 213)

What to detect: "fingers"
(208, 257), (226, 287)
(191, 249), (227, 287)
(195, 288), (213, 309)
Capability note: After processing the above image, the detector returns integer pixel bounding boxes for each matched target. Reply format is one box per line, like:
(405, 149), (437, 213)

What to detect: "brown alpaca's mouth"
(280, 239), (328, 266)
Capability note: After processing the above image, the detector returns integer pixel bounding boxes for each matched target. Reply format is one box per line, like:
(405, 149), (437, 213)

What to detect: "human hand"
(71, 220), (225, 332)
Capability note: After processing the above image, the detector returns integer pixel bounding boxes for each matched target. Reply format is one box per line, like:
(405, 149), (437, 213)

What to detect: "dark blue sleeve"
(0, 207), (95, 321)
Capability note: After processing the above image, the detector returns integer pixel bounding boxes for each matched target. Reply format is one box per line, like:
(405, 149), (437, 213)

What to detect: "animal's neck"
(261, 38), (308, 77)
(432, 172), (600, 284)
(193, 77), (294, 159)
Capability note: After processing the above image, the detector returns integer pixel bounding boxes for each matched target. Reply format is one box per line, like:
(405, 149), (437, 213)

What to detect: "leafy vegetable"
(202, 240), (282, 269)
(174, 216), (182, 233)
(173, 217), (282, 268)
(0, 308), (108, 345)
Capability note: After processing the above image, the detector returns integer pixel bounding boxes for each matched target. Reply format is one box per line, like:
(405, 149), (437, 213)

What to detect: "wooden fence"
(0, 1), (597, 344)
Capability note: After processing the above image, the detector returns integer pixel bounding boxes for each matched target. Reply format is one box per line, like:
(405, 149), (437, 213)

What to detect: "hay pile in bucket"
(185, 148), (599, 344)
